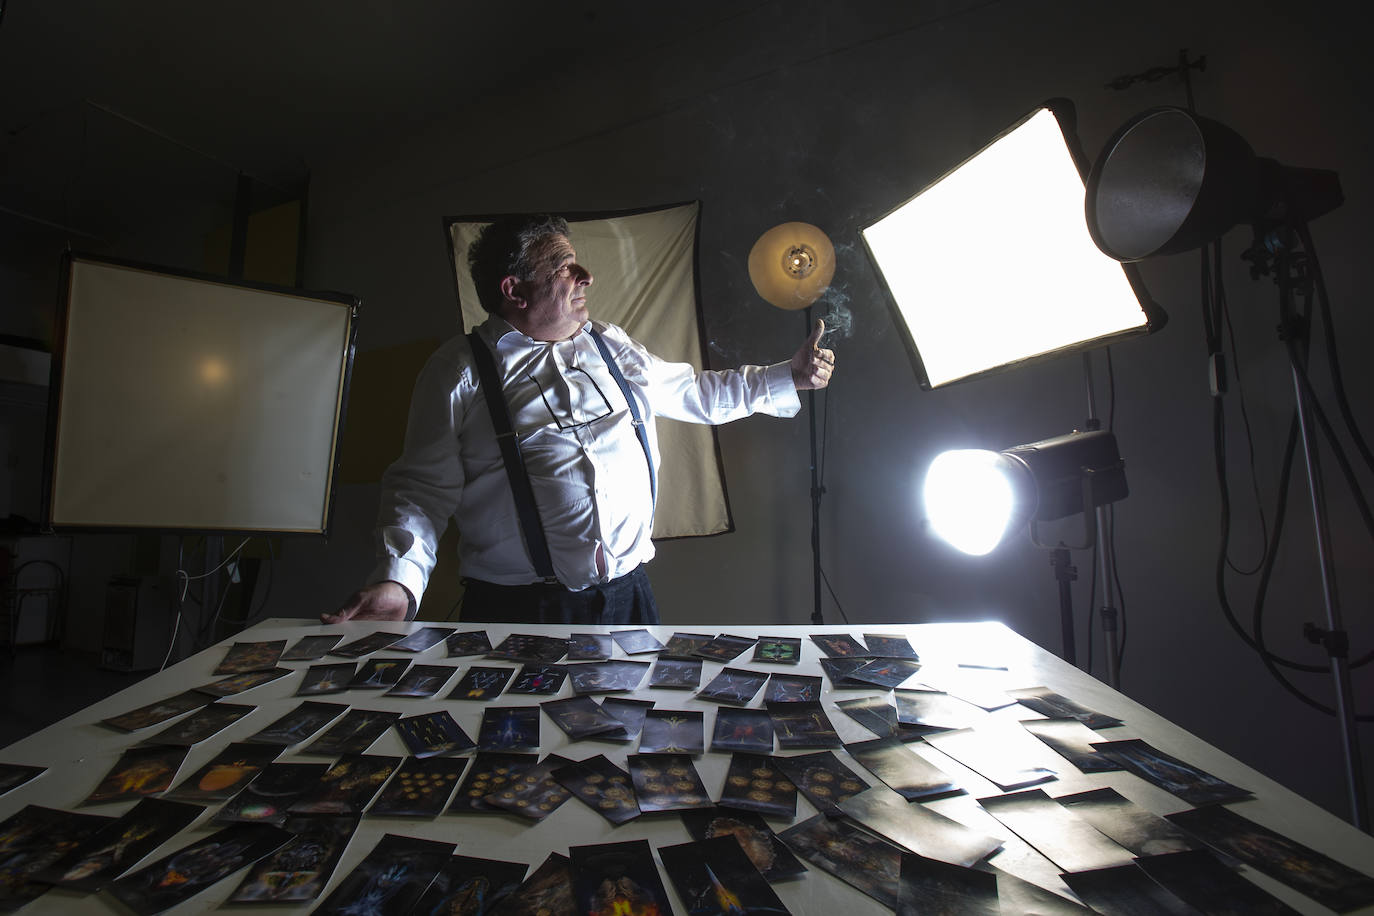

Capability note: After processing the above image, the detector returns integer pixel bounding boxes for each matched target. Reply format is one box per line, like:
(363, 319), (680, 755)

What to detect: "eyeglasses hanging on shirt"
(526, 364), (616, 431)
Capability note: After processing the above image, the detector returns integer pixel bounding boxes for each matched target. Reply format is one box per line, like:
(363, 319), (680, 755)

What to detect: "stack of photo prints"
(2, 625), (1372, 915)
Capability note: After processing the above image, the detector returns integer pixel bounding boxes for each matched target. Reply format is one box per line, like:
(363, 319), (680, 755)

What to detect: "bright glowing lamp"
(861, 102), (1164, 388)
(924, 449), (1022, 556)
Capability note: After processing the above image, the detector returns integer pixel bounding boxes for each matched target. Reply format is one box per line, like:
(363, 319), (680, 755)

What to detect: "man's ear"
(499, 275), (526, 309)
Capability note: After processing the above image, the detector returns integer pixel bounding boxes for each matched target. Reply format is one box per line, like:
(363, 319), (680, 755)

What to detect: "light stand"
(806, 307), (825, 626)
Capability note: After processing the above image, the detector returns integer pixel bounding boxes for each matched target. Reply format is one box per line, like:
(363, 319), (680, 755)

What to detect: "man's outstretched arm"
(321, 580), (411, 623)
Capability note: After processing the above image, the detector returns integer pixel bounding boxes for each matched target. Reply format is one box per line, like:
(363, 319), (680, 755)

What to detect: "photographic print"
(696, 667), (768, 705)
(1022, 717), (1125, 773)
(30, 797), (201, 893)
(1091, 738), (1253, 806)
(107, 822), (293, 915)
(194, 666), (293, 698)
(774, 751), (869, 815)
(281, 633), (343, 661)
(837, 786), (1002, 867)
(482, 754), (575, 821)
(628, 753), (713, 812)
(386, 663), (458, 697)
(818, 657), (872, 689)
(570, 840), (674, 916)
(844, 737), (961, 801)
(763, 673), (823, 703)
(329, 630), (408, 658)
(0, 806), (114, 911)
(390, 625), (457, 652)
(639, 709), (705, 755)
(447, 752), (537, 814)
(845, 657), (922, 690)
(311, 833), (456, 916)
(411, 854), (529, 916)
(508, 663), (569, 695)
(487, 633), (569, 664)
(553, 755), (642, 825)
(892, 689), (986, 731)
(777, 813), (902, 908)
(896, 853), (999, 916)
(1007, 686), (1122, 729)
(609, 628), (664, 654)
(566, 633), (613, 661)
(809, 633), (869, 658)
(214, 761), (329, 826)
(692, 633), (757, 662)
(541, 695), (628, 740)
(83, 745), (188, 805)
(246, 700), (348, 747)
(658, 835), (793, 916)
(836, 696), (900, 738)
(649, 656), (702, 689)
(922, 727), (1057, 792)
(213, 639), (286, 675)
(368, 756), (469, 817)
(680, 807), (806, 881)
(287, 753), (401, 815)
(449, 665), (515, 700)
(164, 741), (282, 802)
(396, 710), (477, 757)
(752, 636), (802, 664)
(979, 788), (1134, 872)
(599, 696), (654, 741)
(711, 707), (774, 754)
(0, 763), (44, 797)
(477, 705), (541, 752)
(494, 852), (574, 916)
(717, 753), (797, 818)
(296, 661), (358, 696)
(136, 701), (255, 747)
(225, 813), (357, 904)
(302, 708), (402, 755)
(660, 632), (715, 660)
(862, 634), (918, 659)
(566, 659), (651, 694)
(446, 629), (494, 657)
(100, 689), (212, 732)
(767, 700), (841, 749)
(1058, 786), (1204, 857)
(348, 656), (413, 689)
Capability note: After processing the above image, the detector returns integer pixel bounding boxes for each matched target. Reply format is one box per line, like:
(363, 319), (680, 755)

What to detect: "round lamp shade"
(748, 222), (836, 310)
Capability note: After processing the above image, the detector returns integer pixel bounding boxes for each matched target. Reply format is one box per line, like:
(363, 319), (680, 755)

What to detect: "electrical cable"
(1110, 503), (1127, 675)
(820, 566), (851, 625)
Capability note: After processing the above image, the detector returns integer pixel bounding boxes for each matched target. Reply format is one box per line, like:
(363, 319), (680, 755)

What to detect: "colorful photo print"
(329, 630), (408, 658)
(214, 762), (329, 826)
(100, 689), (212, 732)
(717, 753), (797, 818)
(764, 673), (823, 704)
(658, 835), (793, 916)
(649, 657), (702, 689)
(711, 707), (774, 755)
(566, 659), (651, 694)
(302, 708), (402, 756)
(496, 852), (574, 916)
(246, 700), (348, 747)
(348, 656), (413, 689)
(767, 700), (841, 749)
(680, 807), (808, 881)
(1091, 738), (1253, 806)
(107, 822), (294, 915)
(390, 625), (457, 652)
(778, 813), (902, 908)
(836, 696), (900, 738)
(628, 753), (713, 812)
(396, 710), (476, 757)
(861, 634), (918, 659)
(637, 709), (702, 756)
(566, 633), (614, 661)
(296, 661), (358, 696)
(553, 755), (642, 825)
(897, 853), (999, 915)
(84, 745), (189, 805)
(449, 665), (516, 700)
(30, 797), (202, 893)
(288, 754), (401, 816)
(164, 741), (282, 802)
(446, 752), (538, 814)
(0, 763), (44, 796)
(311, 833), (456, 916)
(445, 629), (493, 657)
(696, 667), (768, 705)
(1007, 686), (1122, 730)
(481, 754), (575, 821)
(844, 737), (961, 801)
(281, 633), (343, 661)
(386, 663), (458, 698)
(507, 663), (569, 695)
(752, 636), (802, 664)
(774, 751), (869, 815)
(136, 701), (255, 747)
(609, 628), (664, 655)
(194, 666), (293, 698)
(541, 695), (628, 740)
(809, 633), (869, 658)
(486, 633), (569, 664)
(818, 657), (873, 689)
(845, 657), (922, 689)
(477, 705), (541, 752)
(0, 805), (114, 911)
(659, 632), (715, 660)
(692, 633), (757, 662)
(411, 854), (529, 916)
(367, 756), (469, 817)
(214, 639), (286, 675)
(570, 840), (675, 916)
(226, 813), (358, 904)
(599, 696), (655, 741)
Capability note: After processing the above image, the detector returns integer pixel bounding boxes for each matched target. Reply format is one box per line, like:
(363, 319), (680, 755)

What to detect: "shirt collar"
(481, 314), (592, 351)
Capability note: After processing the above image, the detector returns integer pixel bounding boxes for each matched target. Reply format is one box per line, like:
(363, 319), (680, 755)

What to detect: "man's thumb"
(809, 318), (826, 348)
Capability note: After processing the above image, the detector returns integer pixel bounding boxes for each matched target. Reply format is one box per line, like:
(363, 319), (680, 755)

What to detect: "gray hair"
(467, 214), (570, 313)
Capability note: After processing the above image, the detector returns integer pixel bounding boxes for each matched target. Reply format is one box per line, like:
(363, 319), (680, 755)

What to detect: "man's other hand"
(791, 318), (835, 390)
(321, 581), (410, 623)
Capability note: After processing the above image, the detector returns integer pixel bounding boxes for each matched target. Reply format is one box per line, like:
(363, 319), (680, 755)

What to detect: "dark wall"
(262, 0), (1372, 820)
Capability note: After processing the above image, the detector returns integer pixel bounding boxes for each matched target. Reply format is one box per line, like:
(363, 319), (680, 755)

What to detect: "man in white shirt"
(324, 214), (835, 624)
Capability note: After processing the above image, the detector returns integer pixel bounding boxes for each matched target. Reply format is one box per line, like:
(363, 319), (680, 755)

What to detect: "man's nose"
(573, 263), (593, 286)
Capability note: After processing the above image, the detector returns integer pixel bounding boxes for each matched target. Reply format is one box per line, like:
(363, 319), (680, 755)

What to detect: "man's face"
(514, 234), (593, 341)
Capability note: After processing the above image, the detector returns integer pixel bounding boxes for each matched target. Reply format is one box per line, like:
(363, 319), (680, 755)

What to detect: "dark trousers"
(460, 564), (660, 625)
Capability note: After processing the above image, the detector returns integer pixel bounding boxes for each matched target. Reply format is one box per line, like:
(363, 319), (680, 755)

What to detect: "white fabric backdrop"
(447, 202), (731, 538)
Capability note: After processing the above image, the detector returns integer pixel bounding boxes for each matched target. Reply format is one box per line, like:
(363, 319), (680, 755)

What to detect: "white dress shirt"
(371, 315), (800, 609)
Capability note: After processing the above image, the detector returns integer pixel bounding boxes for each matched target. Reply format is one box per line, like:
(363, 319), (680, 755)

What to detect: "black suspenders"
(466, 327), (656, 585)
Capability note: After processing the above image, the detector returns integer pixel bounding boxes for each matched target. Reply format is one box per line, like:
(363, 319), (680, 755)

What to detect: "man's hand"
(321, 581), (410, 624)
(791, 318), (836, 390)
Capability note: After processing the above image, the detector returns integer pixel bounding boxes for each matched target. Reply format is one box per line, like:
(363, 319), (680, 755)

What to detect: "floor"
(0, 643), (152, 749)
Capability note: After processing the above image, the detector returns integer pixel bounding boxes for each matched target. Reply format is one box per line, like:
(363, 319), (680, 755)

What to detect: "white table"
(3, 619), (1372, 914)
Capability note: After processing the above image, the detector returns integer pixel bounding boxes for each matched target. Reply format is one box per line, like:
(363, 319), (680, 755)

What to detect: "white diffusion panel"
(49, 258), (355, 533)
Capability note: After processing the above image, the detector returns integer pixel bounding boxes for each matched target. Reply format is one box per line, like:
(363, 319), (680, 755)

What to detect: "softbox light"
(862, 102), (1163, 389)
